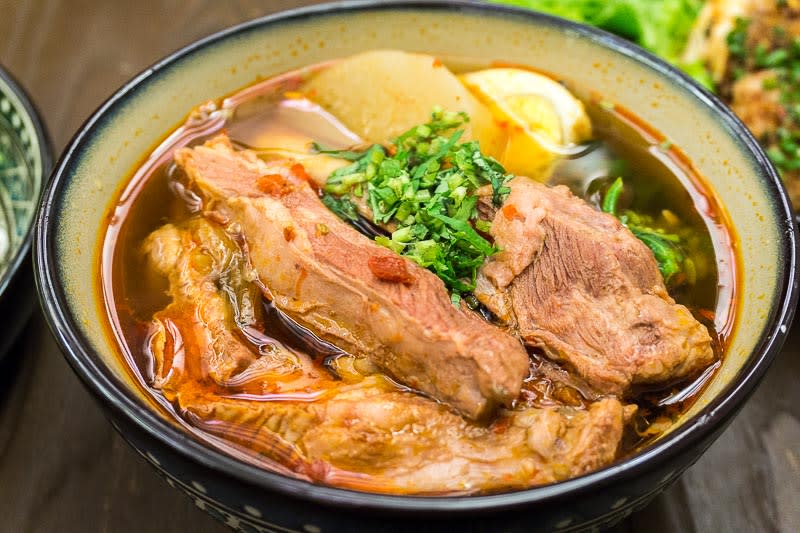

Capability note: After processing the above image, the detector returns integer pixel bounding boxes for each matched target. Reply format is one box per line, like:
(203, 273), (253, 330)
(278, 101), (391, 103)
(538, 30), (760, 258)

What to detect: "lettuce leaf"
(491, 0), (711, 88)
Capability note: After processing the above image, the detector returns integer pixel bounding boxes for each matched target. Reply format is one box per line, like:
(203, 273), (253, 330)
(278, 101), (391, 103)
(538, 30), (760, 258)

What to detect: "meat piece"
(181, 389), (628, 494)
(142, 221), (631, 494)
(144, 219), (326, 396)
(174, 135), (530, 421)
(144, 219), (262, 391)
(477, 177), (715, 396)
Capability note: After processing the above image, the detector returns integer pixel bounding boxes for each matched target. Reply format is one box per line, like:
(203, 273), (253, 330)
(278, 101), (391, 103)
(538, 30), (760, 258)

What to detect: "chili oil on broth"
(98, 57), (740, 491)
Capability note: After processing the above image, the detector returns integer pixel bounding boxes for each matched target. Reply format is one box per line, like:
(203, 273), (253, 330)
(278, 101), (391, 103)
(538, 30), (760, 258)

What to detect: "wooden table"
(0, 1), (797, 531)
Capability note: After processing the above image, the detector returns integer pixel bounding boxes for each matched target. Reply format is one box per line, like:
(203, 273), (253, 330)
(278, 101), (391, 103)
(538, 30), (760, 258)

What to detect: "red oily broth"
(98, 57), (740, 469)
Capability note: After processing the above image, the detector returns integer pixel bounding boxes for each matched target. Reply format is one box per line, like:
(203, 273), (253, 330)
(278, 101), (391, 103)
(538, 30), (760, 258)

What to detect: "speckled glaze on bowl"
(34, 2), (798, 532)
(0, 64), (52, 363)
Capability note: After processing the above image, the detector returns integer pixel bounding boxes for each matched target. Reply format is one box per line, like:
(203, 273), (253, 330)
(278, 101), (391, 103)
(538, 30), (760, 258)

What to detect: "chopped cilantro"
(321, 194), (359, 222)
(320, 107), (513, 295)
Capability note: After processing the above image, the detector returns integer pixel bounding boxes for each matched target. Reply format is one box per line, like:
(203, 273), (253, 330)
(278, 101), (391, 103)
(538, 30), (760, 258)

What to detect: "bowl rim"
(34, 0), (799, 514)
(0, 64), (53, 304)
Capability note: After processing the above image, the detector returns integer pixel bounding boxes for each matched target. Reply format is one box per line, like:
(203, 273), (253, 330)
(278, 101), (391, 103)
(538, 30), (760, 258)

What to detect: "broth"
(99, 56), (740, 492)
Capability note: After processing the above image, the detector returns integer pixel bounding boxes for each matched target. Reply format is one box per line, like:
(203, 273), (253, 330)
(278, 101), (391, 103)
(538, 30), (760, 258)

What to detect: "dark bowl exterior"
(0, 253), (36, 360)
(0, 65), (53, 363)
(102, 401), (736, 533)
(33, 2), (799, 532)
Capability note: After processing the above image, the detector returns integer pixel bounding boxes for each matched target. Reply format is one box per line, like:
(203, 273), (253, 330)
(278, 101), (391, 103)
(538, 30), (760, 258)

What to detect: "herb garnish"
(320, 108), (513, 295)
(320, 194), (359, 222)
(601, 177), (691, 287)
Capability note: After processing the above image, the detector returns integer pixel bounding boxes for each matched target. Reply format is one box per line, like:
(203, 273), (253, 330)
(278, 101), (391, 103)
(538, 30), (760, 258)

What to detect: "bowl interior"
(41, 1), (795, 498)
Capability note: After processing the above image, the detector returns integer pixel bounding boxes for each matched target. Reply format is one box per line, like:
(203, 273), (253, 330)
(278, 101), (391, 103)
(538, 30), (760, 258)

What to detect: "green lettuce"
(491, 0), (711, 88)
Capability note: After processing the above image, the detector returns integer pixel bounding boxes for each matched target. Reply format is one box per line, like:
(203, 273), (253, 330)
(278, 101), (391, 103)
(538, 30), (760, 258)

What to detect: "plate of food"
(34, 2), (796, 532)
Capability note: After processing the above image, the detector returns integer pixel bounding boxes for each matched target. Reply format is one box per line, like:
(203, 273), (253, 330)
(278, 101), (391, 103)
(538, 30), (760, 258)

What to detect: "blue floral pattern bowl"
(0, 65), (51, 361)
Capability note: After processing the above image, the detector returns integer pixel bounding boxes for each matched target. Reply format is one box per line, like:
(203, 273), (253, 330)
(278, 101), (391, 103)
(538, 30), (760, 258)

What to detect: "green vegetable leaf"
(601, 176), (624, 215)
(600, 177), (688, 287)
(310, 142), (370, 161)
(321, 193), (359, 222)
(430, 213), (496, 256)
(320, 108), (514, 295)
(630, 226), (685, 282)
(491, 0), (708, 85)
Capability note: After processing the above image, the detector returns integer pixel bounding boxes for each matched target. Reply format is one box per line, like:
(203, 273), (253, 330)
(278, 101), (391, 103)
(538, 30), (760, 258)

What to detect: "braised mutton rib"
(143, 218), (631, 494)
(477, 177), (715, 396)
(174, 135), (530, 420)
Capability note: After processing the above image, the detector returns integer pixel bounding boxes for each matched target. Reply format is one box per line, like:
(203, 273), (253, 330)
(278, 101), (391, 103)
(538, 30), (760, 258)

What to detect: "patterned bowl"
(34, 2), (798, 532)
(0, 65), (52, 362)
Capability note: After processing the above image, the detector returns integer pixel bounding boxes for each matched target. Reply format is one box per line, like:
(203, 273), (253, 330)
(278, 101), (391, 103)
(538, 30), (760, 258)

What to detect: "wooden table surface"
(0, 1), (798, 532)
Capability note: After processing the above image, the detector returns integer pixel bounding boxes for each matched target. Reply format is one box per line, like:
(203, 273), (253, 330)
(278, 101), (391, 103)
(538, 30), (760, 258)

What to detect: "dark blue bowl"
(34, 2), (798, 531)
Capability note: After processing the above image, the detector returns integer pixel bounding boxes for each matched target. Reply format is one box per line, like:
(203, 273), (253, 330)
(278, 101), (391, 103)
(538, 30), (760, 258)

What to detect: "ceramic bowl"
(0, 65), (52, 362)
(34, 2), (798, 532)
